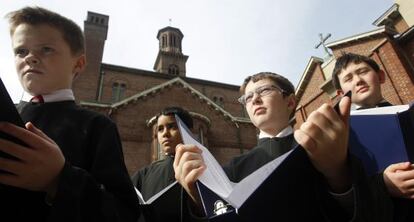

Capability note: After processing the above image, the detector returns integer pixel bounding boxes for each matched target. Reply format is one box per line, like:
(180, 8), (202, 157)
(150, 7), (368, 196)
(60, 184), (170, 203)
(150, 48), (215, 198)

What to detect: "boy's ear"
(73, 55), (86, 78)
(336, 89), (344, 96)
(286, 94), (297, 113)
(378, 70), (385, 84)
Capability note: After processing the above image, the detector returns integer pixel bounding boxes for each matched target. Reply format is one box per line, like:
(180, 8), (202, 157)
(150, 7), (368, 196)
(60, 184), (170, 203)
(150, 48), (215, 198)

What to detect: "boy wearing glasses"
(174, 72), (373, 221)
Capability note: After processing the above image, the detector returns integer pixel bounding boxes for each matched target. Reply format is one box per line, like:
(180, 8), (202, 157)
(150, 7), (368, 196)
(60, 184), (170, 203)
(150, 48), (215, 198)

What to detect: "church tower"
(153, 27), (189, 77)
(73, 11), (108, 102)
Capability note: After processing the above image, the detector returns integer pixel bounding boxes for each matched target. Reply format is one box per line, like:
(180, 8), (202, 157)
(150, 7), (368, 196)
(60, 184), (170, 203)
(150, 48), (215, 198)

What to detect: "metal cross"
(315, 33), (332, 56)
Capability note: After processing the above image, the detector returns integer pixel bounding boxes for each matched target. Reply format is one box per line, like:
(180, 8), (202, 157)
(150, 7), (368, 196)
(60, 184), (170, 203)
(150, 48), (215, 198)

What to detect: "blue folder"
(349, 104), (414, 175)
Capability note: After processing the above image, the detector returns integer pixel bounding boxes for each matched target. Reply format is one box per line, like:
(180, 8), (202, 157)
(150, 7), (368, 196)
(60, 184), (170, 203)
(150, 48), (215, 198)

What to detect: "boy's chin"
(23, 86), (43, 96)
(163, 147), (174, 155)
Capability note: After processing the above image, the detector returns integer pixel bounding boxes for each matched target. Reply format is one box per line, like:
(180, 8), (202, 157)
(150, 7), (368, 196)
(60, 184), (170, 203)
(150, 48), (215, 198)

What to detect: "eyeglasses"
(238, 85), (285, 105)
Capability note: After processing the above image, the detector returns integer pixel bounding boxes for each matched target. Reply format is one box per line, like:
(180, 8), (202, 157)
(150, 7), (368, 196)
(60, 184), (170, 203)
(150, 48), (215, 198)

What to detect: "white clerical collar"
(22, 89), (75, 103)
(353, 98), (387, 110)
(259, 125), (293, 139)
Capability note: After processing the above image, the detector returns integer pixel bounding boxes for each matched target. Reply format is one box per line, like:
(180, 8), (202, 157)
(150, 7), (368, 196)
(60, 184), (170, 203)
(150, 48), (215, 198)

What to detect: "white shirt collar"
(353, 98), (387, 110)
(22, 89), (75, 103)
(258, 125), (293, 139)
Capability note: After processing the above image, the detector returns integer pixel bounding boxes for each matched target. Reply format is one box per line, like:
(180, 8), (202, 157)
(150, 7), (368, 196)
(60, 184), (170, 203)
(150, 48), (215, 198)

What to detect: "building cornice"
(372, 3), (399, 26)
(325, 26), (397, 48)
(80, 77), (251, 127)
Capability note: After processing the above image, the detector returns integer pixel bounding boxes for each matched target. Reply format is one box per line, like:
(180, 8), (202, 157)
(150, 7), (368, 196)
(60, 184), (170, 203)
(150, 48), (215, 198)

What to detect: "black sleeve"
(331, 155), (394, 222)
(131, 168), (147, 189)
(48, 119), (140, 222)
(181, 189), (209, 222)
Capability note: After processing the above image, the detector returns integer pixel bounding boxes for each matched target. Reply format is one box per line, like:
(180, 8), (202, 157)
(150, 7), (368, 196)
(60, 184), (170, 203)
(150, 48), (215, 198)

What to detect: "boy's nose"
(162, 130), (170, 137)
(354, 75), (364, 85)
(24, 53), (40, 65)
(251, 93), (262, 105)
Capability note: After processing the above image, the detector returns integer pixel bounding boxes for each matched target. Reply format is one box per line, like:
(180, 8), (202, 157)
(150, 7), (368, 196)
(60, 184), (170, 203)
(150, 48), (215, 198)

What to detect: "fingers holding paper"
(174, 144), (206, 204)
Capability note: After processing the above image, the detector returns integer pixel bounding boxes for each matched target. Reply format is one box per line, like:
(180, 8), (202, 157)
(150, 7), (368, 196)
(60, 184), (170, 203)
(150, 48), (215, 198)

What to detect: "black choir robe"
(0, 101), (140, 222)
(223, 133), (399, 222)
(222, 134), (349, 221)
(131, 156), (183, 222)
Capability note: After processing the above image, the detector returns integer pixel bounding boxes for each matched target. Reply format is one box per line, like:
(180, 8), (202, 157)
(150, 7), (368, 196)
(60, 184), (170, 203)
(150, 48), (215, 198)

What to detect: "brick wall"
(394, 15), (410, 34)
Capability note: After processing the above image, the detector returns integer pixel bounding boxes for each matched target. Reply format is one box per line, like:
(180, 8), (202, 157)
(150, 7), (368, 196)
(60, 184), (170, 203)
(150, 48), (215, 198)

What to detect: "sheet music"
(176, 115), (296, 209)
(176, 115), (234, 198)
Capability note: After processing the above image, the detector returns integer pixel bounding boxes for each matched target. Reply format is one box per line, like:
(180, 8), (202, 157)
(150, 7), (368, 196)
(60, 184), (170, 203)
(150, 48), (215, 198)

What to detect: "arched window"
(168, 64), (179, 75)
(112, 82), (126, 102)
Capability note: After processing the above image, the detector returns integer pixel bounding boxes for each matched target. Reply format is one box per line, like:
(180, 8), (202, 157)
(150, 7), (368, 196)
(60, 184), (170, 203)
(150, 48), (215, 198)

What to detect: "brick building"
(295, 1), (414, 127)
(72, 12), (257, 175)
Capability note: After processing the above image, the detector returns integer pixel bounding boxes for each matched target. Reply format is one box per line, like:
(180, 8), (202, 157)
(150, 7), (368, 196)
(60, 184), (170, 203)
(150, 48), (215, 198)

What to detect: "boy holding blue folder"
(333, 52), (414, 221)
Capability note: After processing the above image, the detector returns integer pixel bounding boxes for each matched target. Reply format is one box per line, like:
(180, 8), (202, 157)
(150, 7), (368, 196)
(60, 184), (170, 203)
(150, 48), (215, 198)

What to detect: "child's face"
(157, 115), (183, 155)
(243, 78), (294, 134)
(12, 23), (85, 96)
(337, 61), (385, 107)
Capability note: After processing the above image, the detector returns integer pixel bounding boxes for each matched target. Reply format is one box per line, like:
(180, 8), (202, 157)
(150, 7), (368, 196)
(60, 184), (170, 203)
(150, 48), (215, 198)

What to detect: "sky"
(1, 0), (393, 102)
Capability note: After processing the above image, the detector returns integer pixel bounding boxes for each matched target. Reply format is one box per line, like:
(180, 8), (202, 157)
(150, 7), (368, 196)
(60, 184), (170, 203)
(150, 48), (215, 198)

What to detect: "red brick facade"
(295, 15), (414, 127)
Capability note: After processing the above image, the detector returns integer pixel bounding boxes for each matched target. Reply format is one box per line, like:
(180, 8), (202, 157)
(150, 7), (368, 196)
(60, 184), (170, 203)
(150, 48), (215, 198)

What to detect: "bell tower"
(153, 26), (189, 77)
(73, 11), (108, 102)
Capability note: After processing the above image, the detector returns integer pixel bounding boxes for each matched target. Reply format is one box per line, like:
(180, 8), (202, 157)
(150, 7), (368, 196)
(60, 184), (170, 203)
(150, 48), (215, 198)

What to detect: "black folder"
(0, 77), (25, 160)
(137, 181), (183, 222)
(195, 147), (325, 222)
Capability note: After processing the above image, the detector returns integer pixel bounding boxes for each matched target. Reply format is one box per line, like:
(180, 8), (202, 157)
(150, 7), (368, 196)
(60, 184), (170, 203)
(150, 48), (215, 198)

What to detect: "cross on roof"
(315, 33), (332, 56)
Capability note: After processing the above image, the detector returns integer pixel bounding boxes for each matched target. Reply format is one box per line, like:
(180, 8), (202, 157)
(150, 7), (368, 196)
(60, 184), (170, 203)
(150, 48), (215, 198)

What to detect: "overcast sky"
(1, 0), (393, 102)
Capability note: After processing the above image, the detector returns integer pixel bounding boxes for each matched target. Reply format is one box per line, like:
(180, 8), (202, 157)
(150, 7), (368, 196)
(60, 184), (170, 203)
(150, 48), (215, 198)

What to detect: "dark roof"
(156, 26), (184, 39)
(101, 63), (240, 90)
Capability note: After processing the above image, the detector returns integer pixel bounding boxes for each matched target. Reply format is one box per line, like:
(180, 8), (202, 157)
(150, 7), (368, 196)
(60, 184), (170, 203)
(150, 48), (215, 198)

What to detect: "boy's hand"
(294, 96), (352, 192)
(383, 162), (414, 199)
(0, 122), (65, 198)
(173, 144), (205, 208)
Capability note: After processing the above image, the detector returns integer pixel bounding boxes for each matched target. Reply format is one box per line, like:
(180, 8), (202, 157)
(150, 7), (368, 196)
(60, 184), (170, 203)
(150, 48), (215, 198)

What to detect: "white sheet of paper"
(176, 115), (296, 209)
(176, 116), (234, 198)
(351, 104), (409, 115)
